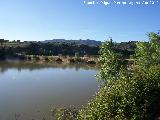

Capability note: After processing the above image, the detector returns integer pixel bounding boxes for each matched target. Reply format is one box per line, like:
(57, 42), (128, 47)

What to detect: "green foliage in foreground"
(54, 32), (160, 120)
(78, 32), (160, 120)
(78, 65), (160, 120)
(97, 40), (128, 84)
(136, 32), (160, 69)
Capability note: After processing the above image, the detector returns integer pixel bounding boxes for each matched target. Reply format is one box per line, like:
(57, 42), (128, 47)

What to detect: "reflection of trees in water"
(0, 61), (99, 73)
(0, 67), (7, 74)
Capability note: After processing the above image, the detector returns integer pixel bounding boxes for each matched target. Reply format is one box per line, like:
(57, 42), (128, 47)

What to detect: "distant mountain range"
(44, 39), (102, 46)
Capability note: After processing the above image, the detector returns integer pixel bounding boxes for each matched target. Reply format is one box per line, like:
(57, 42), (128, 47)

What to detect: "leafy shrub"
(97, 41), (128, 84)
(78, 65), (160, 120)
(136, 32), (160, 69)
(79, 33), (160, 120)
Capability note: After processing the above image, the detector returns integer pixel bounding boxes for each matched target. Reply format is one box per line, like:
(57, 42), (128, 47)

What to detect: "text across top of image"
(84, 0), (159, 6)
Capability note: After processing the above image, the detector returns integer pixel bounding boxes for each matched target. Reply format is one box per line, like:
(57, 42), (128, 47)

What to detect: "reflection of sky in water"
(0, 62), (98, 120)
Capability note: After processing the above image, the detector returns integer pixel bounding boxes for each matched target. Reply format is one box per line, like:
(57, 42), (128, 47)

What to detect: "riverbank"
(0, 54), (136, 66)
(10, 54), (99, 65)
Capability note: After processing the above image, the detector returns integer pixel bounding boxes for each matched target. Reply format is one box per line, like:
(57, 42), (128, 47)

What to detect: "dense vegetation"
(52, 32), (160, 120)
(26, 42), (99, 56)
(0, 40), (136, 60)
(78, 32), (160, 120)
(0, 42), (99, 59)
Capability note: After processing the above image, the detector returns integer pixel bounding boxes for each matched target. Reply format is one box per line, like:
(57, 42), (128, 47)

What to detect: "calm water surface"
(0, 61), (99, 120)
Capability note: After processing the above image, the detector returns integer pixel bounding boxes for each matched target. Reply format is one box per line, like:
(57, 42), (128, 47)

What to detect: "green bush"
(78, 65), (160, 120)
(78, 33), (160, 120)
(97, 41), (128, 84)
(136, 32), (160, 69)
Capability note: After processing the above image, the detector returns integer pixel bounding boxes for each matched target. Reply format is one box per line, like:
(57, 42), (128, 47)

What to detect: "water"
(0, 61), (99, 120)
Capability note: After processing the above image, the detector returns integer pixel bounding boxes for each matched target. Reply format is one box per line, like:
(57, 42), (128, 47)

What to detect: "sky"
(0, 0), (159, 42)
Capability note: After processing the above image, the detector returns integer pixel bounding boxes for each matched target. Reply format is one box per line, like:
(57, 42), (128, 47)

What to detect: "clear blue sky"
(0, 0), (159, 42)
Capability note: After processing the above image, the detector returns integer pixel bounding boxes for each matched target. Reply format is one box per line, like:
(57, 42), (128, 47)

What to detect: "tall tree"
(136, 32), (160, 68)
(97, 40), (127, 84)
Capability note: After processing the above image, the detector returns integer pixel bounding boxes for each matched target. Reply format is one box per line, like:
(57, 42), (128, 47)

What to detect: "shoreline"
(1, 54), (99, 65)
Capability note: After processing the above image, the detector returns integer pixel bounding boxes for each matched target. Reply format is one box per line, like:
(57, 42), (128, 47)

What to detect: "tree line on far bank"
(0, 40), (136, 60)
